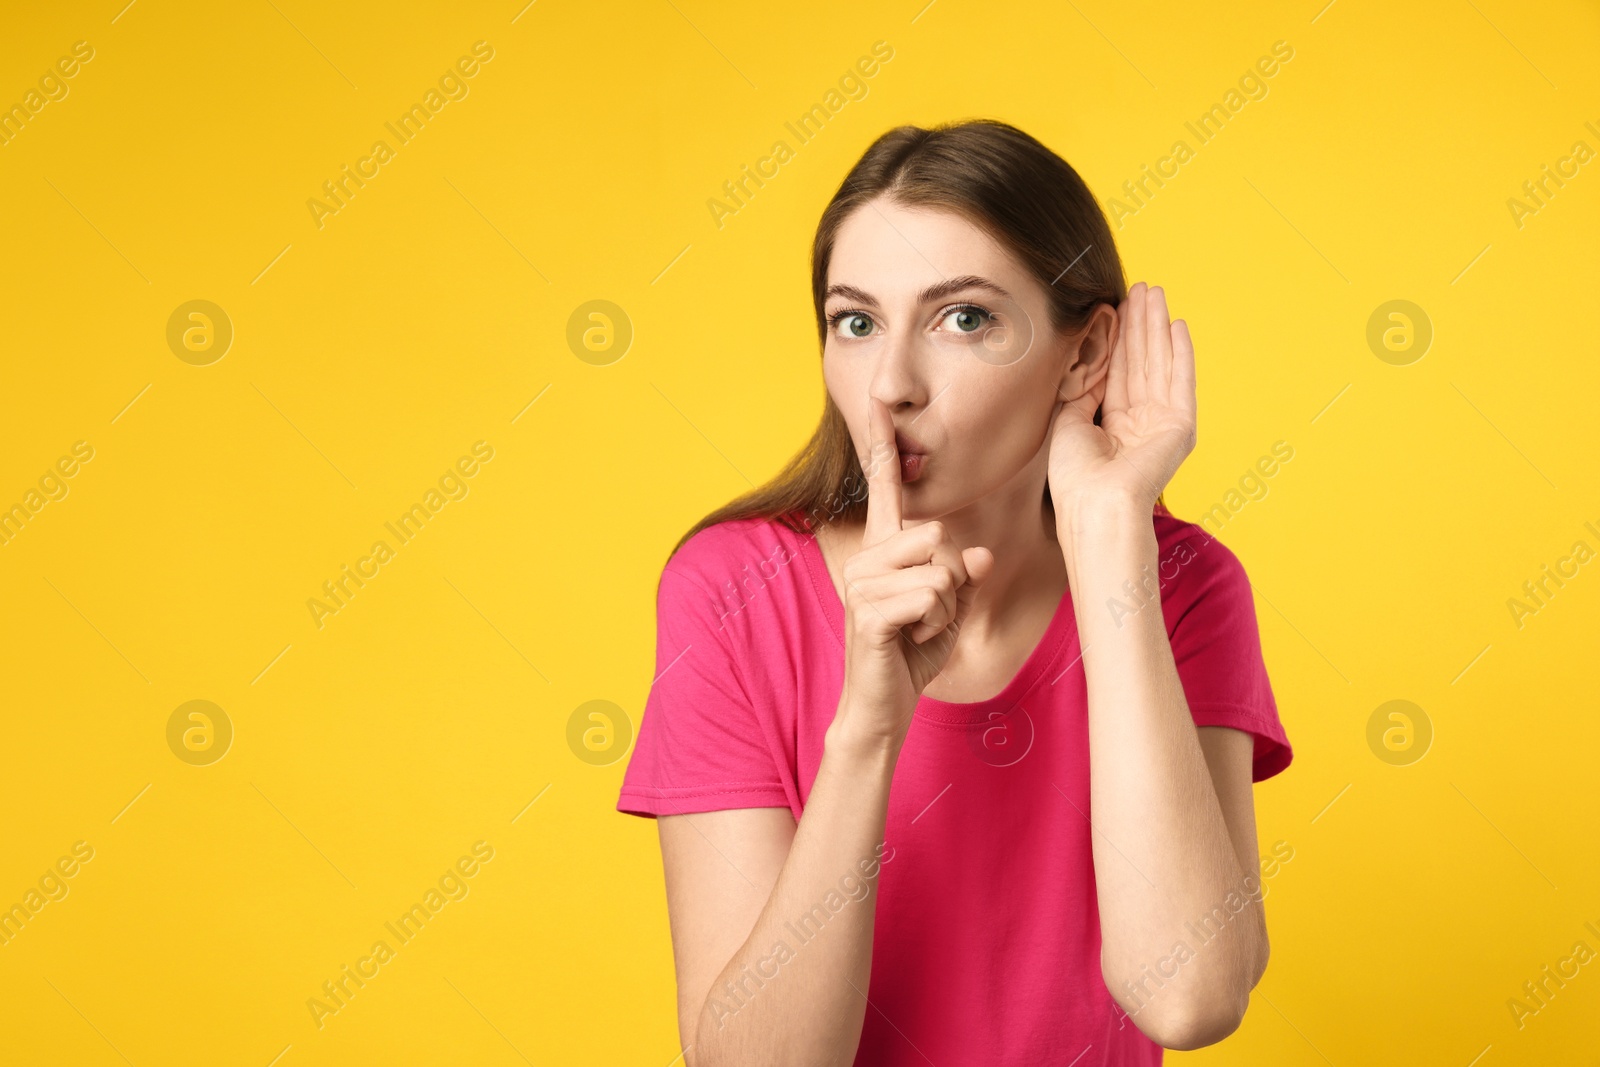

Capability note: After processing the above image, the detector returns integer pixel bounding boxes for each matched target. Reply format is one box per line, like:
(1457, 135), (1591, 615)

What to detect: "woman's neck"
(920, 470), (1067, 642)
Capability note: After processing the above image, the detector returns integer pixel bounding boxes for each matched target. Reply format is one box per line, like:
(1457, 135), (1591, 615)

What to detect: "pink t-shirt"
(618, 504), (1293, 1066)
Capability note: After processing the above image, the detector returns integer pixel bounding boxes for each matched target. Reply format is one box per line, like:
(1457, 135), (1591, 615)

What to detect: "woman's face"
(821, 197), (1103, 522)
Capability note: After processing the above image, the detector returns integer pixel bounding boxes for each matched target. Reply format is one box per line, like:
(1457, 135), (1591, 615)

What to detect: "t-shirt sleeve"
(617, 551), (793, 819)
(1164, 530), (1293, 782)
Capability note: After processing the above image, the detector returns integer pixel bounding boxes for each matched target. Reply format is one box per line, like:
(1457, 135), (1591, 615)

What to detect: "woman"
(617, 119), (1293, 1066)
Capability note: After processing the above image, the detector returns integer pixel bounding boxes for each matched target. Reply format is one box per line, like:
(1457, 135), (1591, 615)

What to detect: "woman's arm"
(657, 715), (899, 1067)
(1058, 491), (1268, 1049)
(1045, 282), (1268, 1048)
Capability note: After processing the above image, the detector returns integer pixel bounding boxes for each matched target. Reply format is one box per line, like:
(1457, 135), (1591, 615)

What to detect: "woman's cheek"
(824, 360), (871, 425)
(968, 408), (1036, 479)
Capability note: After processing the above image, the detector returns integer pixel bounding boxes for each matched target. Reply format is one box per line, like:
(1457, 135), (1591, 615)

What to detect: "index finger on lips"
(861, 395), (903, 548)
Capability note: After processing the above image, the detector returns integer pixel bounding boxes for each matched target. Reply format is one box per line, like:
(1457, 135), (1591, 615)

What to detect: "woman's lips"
(894, 429), (928, 456)
(893, 429), (927, 482)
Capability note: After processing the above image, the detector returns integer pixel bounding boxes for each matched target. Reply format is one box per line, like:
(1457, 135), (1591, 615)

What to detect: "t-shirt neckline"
(790, 518), (1080, 725)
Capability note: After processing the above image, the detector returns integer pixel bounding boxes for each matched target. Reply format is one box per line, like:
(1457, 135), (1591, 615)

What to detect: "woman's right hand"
(832, 397), (994, 749)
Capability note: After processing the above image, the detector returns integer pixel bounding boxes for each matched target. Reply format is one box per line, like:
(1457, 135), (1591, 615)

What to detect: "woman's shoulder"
(1150, 500), (1252, 595)
(661, 512), (811, 592)
(657, 512), (827, 645)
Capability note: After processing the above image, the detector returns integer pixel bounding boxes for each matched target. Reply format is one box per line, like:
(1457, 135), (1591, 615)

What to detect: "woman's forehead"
(828, 200), (1030, 295)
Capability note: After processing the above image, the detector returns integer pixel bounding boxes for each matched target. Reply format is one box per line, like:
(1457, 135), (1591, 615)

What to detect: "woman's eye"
(940, 306), (991, 334)
(833, 313), (875, 339)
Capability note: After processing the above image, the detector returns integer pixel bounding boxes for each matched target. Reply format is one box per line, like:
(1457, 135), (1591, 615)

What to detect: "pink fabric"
(619, 505), (1293, 1065)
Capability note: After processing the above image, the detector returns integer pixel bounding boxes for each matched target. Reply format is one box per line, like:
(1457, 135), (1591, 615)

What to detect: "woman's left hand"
(1046, 281), (1198, 517)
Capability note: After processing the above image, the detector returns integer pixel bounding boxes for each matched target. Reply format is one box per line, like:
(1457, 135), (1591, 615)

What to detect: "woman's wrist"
(1055, 486), (1154, 547)
(824, 700), (907, 769)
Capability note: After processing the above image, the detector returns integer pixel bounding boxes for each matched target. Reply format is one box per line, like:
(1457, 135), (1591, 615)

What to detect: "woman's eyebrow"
(824, 275), (1012, 307)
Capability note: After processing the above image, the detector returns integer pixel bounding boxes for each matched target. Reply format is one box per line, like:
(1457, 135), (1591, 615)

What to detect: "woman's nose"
(867, 329), (926, 412)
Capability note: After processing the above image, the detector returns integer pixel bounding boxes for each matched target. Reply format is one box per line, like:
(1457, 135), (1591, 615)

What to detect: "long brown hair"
(667, 118), (1150, 566)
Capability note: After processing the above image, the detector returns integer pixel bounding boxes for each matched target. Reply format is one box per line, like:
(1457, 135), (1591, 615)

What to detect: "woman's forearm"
(690, 706), (899, 1067)
(1058, 489), (1264, 1046)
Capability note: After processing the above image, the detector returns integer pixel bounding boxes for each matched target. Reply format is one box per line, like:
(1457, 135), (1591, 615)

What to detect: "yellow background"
(3, 0), (1598, 1063)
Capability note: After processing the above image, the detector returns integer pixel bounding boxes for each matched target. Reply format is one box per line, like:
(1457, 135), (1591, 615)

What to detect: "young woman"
(617, 119), (1293, 1066)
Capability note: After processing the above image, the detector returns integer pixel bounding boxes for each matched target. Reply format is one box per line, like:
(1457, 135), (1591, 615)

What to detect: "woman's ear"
(1055, 302), (1119, 405)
